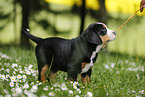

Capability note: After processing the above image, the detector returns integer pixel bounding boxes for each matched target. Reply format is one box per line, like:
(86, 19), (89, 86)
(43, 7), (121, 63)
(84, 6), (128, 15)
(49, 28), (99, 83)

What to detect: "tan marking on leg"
(81, 75), (87, 83)
(49, 71), (57, 82)
(81, 75), (90, 83)
(41, 65), (48, 83)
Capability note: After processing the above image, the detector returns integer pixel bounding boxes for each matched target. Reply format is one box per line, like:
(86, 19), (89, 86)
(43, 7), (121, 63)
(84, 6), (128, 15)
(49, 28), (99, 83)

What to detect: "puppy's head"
(84, 22), (116, 46)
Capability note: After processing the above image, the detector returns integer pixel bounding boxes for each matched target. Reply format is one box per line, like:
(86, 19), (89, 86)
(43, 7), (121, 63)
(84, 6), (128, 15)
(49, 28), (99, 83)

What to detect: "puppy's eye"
(101, 29), (107, 36)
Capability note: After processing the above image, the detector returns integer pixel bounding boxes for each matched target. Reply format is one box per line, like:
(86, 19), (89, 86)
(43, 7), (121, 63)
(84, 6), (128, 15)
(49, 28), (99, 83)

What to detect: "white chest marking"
(81, 45), (103, 74)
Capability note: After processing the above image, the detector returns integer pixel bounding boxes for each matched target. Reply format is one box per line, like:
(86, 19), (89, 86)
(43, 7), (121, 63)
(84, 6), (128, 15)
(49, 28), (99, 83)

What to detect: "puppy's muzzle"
(100, 30), (116, 48)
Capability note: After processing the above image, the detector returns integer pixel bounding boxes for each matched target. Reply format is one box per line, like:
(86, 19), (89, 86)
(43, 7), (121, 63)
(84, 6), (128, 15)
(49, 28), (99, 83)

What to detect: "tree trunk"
(98, 0), (107, 23)
(20, 0), (31, 48)
(13, 0), (17, 45)
(79, 0), (86, 35)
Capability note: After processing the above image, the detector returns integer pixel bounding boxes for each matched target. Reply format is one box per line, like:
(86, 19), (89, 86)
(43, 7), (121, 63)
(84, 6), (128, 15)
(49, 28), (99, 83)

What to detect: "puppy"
(23, 23), (116, 83)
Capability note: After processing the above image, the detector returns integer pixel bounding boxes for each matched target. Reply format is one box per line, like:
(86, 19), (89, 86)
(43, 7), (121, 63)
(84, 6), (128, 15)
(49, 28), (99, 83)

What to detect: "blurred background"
(0, 0), (145, 57)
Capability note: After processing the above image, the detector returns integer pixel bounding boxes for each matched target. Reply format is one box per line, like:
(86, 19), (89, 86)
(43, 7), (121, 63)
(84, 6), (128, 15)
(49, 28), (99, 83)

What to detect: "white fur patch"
(80, 22), (116, 74)
(81, 45), (103, 74)
(97, 22), (116, 42)
(106, 28), (116, 41)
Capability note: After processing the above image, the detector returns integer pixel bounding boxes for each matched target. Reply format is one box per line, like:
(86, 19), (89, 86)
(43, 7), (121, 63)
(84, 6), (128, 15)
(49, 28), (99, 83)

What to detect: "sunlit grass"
(0, 46), (144, 97)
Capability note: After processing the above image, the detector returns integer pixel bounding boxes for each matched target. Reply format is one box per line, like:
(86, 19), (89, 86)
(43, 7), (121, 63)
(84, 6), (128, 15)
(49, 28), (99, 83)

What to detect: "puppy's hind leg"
(35, 46), (51, 83)
(41, 65), (48, 83)
(36, 58), (49, 83)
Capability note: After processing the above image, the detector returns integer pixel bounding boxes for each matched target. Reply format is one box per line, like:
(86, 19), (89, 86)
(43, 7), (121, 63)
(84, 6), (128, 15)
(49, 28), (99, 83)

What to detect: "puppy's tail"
(23, 29), (43, 44)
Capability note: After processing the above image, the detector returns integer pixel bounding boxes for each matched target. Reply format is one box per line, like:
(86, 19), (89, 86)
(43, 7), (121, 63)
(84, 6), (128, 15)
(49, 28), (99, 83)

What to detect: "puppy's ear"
(86, 30), (102, 45)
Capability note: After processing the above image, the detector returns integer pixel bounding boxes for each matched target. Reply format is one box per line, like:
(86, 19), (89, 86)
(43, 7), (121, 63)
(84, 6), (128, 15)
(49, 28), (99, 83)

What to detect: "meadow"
(0, 46), (144, 97)
(0, 1), (145, 97)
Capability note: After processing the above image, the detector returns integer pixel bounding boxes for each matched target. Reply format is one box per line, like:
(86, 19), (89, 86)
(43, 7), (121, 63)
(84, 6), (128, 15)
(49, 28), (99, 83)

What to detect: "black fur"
(23, 23), (107, 82)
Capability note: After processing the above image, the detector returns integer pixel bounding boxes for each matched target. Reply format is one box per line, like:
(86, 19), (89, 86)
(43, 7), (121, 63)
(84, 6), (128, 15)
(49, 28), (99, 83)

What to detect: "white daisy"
(6, 74), (9, 78)
(24, 90), (28, 94)
(36, 81), (40, 83)
(26, 70), (31, 75)
(43, 87), (48, 91)
(13, 71), (16, 74)
(55, 89), (60, 91)
(132, 90), (136, 94)
(77, 89), (81, 94)
(23, 75), (27, 79)
(15, 87), (23, 95)
(51, 87), (53, 90)
(16, 82), (19, 87)
(5, 69), (10, 73)
(75, 95), (80, 97)
(9, 82), (14, 87)
(4, 89), (9, 94)
(139, 90), (144, 94)
(17, 74), (22, 79)
(23, 83), (29, 89)
(1, 67), (4, 70)
(111, 63), (115, 68)
(32, 74), (37, 76)
(31, 85), (38, 93)
(31, 82), (34, 85)
(104, 64), (109, 69)
(12, 92), (18, 97)
(0, 75), (5, 81)
(74, 81), (78, 85)
(12, 63), (18, 68)
(87, 92), (93, 97)
(73, 85), (77, 89)
(38, 82), (42, 85)
(48, 92), (55, 96)
(28, 65), (33, 69)
(69, 90), (73, 94)
(61, 83), (68, 90)
(19, 70), (24, 74)
(26, 92), (37, 97)
(11, 88), (15, 92)
(4, 94), (11, 97)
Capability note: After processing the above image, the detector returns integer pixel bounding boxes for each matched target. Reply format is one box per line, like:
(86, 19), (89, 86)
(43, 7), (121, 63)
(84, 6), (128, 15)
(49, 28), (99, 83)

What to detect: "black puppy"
(23, 23), (116, 83)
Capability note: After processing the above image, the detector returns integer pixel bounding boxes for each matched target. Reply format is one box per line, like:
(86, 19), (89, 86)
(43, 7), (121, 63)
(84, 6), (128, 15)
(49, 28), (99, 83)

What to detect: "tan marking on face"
(103, 25), (106, 28)
(81, 75), (90, 83)
(81, 62), (89, 68)
(100, 35), (110, 48)
(41, 65), (48, 82)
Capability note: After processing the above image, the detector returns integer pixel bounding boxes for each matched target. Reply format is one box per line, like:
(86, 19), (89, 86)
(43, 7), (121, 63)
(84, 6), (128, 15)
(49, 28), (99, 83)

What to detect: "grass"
(0, 46), (144, 97)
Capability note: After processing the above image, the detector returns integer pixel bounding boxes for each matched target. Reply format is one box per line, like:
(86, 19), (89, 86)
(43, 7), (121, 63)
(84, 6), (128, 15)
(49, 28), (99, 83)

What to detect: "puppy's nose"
(112, 31), (116, 36)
